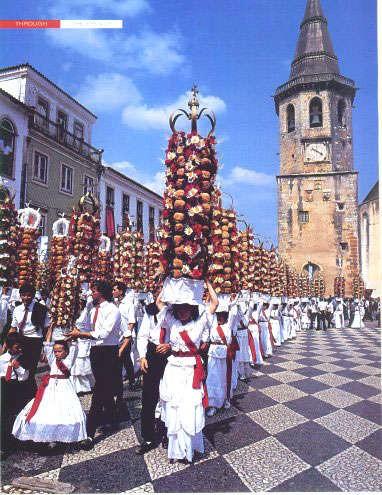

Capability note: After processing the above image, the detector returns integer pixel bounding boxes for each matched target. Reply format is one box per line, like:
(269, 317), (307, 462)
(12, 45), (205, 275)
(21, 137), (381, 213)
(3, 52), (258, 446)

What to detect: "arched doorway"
(303, 262), (320, 281)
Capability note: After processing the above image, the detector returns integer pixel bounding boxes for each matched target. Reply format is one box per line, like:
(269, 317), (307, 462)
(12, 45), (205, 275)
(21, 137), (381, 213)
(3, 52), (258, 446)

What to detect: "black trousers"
(141, 342), (168, 443)
(22, 336), (43, 398)
(87, 345), (119, 438)
(1, 379), (29, 451)
(326, 312), (333, 328)
(309, 313), (317, 330)
(121, 341), (136, 384)
(317, 312), (327, 331)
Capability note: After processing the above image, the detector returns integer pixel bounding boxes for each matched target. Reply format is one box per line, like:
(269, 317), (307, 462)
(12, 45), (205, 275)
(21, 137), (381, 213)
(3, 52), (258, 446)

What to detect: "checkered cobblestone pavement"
(2, 324), (381, 492)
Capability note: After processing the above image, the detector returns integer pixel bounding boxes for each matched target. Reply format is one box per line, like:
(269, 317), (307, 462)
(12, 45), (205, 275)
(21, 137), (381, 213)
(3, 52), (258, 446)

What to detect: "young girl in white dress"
(12, 328), (87, 446)
(158, 280), (218, 464)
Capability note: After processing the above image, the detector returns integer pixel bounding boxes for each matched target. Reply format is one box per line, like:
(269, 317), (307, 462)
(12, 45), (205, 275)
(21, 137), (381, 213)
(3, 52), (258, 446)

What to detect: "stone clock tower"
(274, 0), (359, 296)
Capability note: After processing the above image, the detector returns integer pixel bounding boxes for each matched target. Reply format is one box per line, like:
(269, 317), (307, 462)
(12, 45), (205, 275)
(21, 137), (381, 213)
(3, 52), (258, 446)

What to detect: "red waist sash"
(178, 330), (208, 408)
(216, 324), (239, 400)
(26, 360), (70, 422)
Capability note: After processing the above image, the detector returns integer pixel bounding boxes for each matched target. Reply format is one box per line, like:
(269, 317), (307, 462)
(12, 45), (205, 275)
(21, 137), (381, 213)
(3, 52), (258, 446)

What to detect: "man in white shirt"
(135, 302), (168, 454)
(113, 282), (136, 410)
(9, 283), (50, 395)
(68, 280), (121, 447)
(317, 299), (328, 331)
(325, 298), (334, 329)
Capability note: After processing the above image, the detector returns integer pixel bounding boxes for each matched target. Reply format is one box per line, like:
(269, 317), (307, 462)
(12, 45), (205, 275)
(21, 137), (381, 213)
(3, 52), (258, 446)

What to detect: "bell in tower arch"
(309, 98), (323, 128)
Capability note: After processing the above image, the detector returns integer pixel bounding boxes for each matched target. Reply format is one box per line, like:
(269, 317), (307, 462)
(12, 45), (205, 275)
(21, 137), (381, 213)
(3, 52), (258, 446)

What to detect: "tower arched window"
(337, 99), (346, 127)
(309, 97), (323, 128)
(0, 118), (16, 178)
(286, 104), (295, 133)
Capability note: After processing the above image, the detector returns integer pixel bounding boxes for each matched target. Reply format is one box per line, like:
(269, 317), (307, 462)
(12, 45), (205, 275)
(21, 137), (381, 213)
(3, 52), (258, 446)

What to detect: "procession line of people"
(0, 280), (379, 463)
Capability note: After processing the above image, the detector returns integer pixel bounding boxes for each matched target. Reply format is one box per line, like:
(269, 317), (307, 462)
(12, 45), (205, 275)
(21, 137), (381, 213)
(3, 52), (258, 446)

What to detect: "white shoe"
(223, 400), (231, 409)
(206, 407), (217, 417)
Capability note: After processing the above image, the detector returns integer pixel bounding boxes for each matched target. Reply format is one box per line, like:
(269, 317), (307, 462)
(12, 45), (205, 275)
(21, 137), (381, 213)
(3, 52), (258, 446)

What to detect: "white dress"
(70, 306), (95, 393)
(247, 315), (264, 366)
(159, 310), (210, 462)
(289, 308), (297, 338)
(351, 305), (365, 329)
(334, 303), (345, 329)
(206, 310), (239, 408)
(12, 343), (87, 443)
(301, 306), (310, 330)
(258, 307), (273, 357)
(235, 303), (253, 378)
(270, 309), (281, 346)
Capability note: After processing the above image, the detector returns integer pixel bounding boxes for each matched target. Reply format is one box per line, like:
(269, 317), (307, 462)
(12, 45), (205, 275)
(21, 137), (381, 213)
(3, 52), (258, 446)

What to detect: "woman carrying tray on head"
(157, 278), (218, 464)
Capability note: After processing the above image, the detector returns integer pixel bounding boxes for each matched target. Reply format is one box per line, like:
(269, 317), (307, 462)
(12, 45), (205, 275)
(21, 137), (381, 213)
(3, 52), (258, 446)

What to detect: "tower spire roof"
(290, 0), (339, 80)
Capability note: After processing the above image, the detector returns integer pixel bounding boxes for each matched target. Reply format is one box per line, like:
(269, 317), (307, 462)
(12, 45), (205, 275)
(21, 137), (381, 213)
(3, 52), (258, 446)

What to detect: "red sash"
(179, 330), (208, 408)
(26, 359), (70, 422)
(262, 309), (276, 347)
(249, 318), (266, 359)
(247, 328), (257, 362)
(215, 324), (237, 400)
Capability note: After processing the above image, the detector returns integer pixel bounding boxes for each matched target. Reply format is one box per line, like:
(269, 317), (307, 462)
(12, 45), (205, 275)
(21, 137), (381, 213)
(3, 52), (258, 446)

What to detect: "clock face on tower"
(304, 142), (329, 163)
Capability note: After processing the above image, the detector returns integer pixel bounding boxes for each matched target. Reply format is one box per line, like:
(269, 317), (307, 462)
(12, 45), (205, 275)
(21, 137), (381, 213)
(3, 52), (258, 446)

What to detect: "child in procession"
(12, 327), (87, 450)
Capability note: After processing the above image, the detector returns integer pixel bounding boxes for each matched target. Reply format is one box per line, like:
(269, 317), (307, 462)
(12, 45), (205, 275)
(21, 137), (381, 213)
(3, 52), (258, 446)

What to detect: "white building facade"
(0, 89), (29, 207)
(99, 167), (163, 242)
(0, 64), (103, 236)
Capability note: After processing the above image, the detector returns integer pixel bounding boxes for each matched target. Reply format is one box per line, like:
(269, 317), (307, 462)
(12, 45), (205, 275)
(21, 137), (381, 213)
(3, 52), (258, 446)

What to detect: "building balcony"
(28, 111), (103, 165)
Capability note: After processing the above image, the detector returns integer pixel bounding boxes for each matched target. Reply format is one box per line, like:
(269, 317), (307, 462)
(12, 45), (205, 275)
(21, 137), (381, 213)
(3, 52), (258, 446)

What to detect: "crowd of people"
(0, 280), (379, 463)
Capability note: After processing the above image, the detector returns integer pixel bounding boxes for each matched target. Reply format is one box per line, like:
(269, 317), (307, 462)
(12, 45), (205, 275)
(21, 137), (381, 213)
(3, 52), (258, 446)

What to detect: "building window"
(39, 212), (47, 237)
(73, 121), (84, 151)
(60, 164), (73, 194)
(286, 104), (295, 133)
(340, 242), (349, 251)
(74, 121), (84, 139)
(149, 206), (155, 241)
(309, 97), (323, 128)
(0, 118), (16, 178)
(338, 99), (346, 127)
(57, 110), (68, 143)
(33, 151), (48, 184)
(122, 193), (130, 228)
(83, 175), (95, 195)
(106, 186), (115, 207)
(37, 97), (49, 128)
(137, 200), (143, 233)
(337, 202), (345, 211)
(298, 210), (309, 223)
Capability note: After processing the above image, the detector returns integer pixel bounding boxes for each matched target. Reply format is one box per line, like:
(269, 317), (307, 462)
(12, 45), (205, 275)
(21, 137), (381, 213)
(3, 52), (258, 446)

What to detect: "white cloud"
(47, 0), (150, 18)
(221, 166), (273, 187)
(122, 90), (226, 130)
(75, 73), (142, 112)
(105, 160), (165, 195)
(46, 28), (185, 76)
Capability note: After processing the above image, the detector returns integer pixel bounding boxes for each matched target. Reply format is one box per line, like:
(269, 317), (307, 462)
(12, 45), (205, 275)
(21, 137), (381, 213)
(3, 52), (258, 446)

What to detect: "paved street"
(2, 324), (381, 493)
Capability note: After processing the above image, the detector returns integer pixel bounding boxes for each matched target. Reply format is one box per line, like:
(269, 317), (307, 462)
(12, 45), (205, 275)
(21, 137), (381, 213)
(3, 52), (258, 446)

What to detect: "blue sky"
(0, 0), (378, 242)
